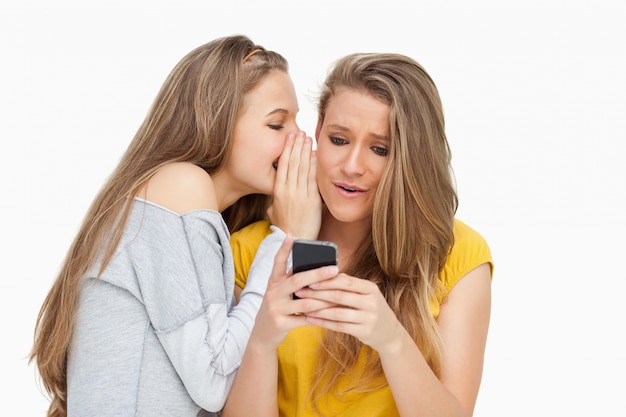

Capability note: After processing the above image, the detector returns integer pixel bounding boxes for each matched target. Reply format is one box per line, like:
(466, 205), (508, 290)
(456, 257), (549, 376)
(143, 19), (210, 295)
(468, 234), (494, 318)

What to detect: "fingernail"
(325, 266), (338, 276)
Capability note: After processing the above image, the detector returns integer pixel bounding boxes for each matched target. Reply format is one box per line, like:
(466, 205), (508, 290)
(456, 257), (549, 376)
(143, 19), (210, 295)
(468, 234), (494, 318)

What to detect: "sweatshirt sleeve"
(128, 203), (269, 412)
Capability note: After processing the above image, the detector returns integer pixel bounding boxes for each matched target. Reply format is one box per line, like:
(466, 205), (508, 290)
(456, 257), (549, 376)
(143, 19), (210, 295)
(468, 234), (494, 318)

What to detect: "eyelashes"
(328, 136), (388, 156)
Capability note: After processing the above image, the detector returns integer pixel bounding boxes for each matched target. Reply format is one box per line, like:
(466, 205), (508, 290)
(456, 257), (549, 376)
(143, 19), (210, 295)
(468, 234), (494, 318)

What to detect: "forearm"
(222, 230), (292, 417)
(222, 337), (279, 417)
(379, 329), (466, 417)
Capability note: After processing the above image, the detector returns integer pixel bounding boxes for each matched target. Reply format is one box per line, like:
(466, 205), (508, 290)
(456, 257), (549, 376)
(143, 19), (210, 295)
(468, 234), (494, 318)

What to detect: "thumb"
(269, 234), (294, 283)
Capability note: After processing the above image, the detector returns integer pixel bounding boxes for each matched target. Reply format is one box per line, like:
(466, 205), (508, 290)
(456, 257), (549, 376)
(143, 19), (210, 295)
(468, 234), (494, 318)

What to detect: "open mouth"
(338, 185), (358, 193)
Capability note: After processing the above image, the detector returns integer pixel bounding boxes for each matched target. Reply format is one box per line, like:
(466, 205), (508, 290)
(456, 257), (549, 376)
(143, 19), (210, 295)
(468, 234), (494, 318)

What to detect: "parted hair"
(29, 34), (288, 417)
(312, 53), (458, 407)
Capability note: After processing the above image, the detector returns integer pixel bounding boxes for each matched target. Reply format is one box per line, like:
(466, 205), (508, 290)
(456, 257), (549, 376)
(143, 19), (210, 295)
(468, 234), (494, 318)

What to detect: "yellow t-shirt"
(231, 219), (493, 417)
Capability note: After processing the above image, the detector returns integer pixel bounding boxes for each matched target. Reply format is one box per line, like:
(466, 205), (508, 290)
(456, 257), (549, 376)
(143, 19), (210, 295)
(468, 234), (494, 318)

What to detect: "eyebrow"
(326, 123), (390, 142)
(265, 107), (299, 117)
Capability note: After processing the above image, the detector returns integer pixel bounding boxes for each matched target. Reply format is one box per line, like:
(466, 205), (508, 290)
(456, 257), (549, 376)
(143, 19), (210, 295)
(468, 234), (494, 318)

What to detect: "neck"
(317, 207), (371, 270)
(210, 169), (244, 212)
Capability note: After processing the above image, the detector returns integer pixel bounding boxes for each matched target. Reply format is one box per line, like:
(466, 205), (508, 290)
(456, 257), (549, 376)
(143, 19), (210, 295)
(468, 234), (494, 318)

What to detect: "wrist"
(247, 332), (279, 357)
(376, 322), (412, 357)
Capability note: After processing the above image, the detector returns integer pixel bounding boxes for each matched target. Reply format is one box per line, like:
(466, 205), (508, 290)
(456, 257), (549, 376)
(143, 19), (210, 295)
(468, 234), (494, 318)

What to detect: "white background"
(2, 1), (625, 415)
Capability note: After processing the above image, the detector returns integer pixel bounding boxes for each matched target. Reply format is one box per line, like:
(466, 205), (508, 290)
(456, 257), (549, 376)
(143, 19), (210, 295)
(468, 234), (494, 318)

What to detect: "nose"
(341, 147), (366, 177)
(284, 122), (303, 144)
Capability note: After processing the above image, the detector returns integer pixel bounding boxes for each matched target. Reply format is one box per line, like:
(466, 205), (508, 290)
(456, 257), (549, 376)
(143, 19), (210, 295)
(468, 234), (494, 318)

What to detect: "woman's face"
(228, 70), (300, 196)
(315, 88), (390, 225)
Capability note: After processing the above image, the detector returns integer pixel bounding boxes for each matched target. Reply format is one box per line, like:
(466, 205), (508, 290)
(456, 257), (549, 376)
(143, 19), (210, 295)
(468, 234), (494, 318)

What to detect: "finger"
(305, 314), (362, 336)
(286, 131), (306, 187)
(295, 281), (379, 312)
(297, 135), (313, 191)
(275, 133), (296, 186)
(269, 234), (295, 283)
(305, 304), (363, 323)
(293, 288), (357, 310)
(289, 265), (339, 295)
(307, 149), (317, 198)
(307, 273), (375, 295)
(289, 299), (337, 316)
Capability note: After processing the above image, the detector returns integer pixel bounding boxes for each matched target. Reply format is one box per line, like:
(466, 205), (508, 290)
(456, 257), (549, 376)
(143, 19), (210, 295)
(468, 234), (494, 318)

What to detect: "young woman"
(223, 52), (494, 417)
(29, 35), (316, 417)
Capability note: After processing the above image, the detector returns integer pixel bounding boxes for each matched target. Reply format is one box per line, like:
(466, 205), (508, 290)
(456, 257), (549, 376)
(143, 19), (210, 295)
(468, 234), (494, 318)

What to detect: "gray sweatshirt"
(66, 198), (284, 416)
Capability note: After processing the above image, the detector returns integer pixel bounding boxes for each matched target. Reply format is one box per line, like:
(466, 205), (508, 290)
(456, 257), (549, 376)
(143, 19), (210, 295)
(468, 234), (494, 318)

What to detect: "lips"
(334, 182), (365, 193)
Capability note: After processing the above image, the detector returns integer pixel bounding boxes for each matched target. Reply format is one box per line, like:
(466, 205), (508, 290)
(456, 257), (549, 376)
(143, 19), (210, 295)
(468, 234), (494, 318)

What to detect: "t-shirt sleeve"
(231, 220), (273, 289)
(439, 219), (494, 294)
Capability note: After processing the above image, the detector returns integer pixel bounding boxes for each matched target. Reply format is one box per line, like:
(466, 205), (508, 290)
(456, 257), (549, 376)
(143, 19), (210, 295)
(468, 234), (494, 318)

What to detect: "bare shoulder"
(141, 162), (218, 213)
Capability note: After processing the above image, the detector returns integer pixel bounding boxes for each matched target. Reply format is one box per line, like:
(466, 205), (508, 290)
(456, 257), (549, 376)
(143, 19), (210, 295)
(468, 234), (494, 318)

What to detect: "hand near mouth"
(268, 131), (322, 240)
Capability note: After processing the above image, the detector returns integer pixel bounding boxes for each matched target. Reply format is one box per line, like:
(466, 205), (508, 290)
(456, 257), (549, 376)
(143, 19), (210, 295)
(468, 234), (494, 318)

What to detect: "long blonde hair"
(29, 35), (288, 417)
(312, 53), (458, 405)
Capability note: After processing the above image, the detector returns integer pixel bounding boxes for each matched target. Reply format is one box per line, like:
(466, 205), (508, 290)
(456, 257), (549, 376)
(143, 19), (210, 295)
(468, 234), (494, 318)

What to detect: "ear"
(315, 117), (322, 140)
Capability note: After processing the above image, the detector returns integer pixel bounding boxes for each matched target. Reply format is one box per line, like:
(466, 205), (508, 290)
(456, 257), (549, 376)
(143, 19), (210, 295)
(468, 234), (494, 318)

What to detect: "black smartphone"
(291, 239), (338, 299)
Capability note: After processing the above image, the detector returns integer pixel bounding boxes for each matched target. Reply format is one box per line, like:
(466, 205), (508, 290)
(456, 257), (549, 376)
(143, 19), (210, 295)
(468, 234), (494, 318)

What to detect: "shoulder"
(452, 219), (490, 255)
(141, 162), (218, 214)
(440, 219), (494, 291)
(230, 220), (272, 265)
(231, 220), (272, 244)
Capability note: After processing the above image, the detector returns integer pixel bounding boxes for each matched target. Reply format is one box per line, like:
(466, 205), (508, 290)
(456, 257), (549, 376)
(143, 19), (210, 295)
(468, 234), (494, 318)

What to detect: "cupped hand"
(267, 131), (321, 240)
(294, 273), (405, 354)
(249, 234), (339, 352)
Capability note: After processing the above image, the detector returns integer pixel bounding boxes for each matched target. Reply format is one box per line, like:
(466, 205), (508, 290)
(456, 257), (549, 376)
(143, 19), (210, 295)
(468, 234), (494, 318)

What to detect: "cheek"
(315, 142), (338, 172)
(315, 157), (331, 186)
(315, 153), (334, 179)
(370, 158), (387, 185)
(254, 132), (284, 159)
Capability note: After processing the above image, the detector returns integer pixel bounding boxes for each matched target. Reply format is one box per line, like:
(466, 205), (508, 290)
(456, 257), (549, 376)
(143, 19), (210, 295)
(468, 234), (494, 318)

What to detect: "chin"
(247, 182), (272, 196)
(325, 204), (367, 224)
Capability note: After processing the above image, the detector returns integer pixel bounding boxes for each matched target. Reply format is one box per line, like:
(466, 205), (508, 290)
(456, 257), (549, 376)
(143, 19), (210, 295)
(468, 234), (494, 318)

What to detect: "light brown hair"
(312, 53), (458, 407)
(30, 34), (288, 417)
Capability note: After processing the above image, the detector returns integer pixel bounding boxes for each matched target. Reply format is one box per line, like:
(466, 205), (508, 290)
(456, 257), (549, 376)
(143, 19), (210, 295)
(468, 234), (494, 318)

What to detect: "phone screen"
(291, 239), (337, 299)
(292, 239), (338, 273)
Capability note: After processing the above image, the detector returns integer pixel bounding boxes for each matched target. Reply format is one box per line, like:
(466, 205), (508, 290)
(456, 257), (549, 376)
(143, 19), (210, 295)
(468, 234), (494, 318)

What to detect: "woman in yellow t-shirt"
(223, 53), (493, 417)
